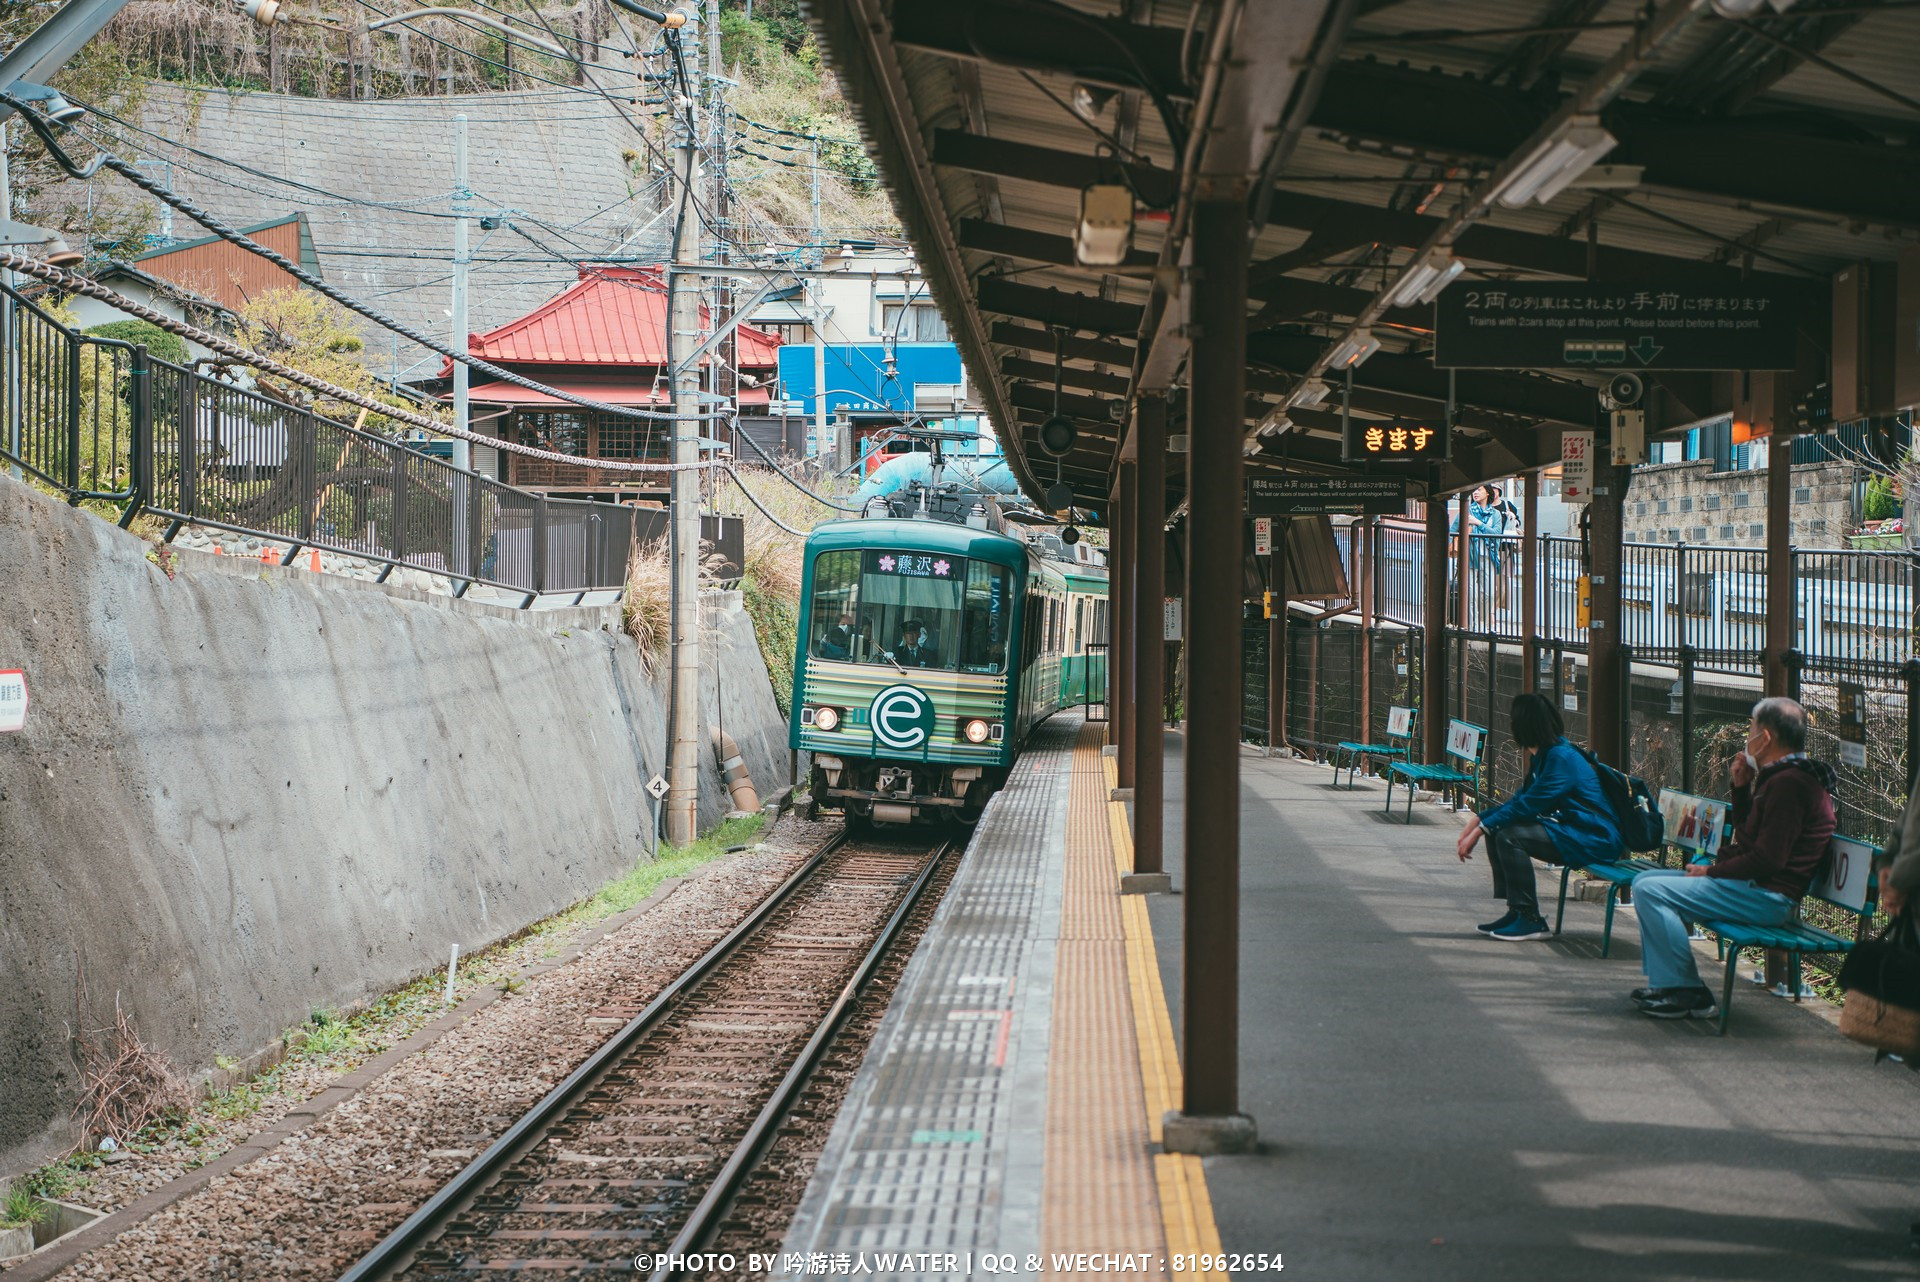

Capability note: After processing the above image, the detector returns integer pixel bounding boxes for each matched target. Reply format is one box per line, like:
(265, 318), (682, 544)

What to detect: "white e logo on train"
(870, 684), (936, 751)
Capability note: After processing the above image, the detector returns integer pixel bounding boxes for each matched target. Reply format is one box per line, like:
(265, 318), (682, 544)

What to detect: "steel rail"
(336, 827), (858, 1282)
(649, 837), (957, 1280)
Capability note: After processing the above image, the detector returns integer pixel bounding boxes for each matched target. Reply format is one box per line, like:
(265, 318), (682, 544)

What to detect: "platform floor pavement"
(1141, 733), (1920, 1280)
(782, 716), (1224, 1280)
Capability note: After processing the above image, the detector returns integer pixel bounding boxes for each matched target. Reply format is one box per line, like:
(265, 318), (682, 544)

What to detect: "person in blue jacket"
(1456, 692), (1622, 941)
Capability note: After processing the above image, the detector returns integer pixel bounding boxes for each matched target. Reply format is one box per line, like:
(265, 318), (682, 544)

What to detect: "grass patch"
(1, 1181), (45, 1230)
(537, 813), (767, 938)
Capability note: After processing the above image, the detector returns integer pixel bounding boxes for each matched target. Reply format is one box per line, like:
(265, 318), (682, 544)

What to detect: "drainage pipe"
(712, 726), (760, 813)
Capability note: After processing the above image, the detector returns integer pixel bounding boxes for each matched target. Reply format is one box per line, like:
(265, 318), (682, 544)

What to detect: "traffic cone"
(212, 543), (222, 556)
(309, 547), (322, 573)
(260, 544), (276, 567)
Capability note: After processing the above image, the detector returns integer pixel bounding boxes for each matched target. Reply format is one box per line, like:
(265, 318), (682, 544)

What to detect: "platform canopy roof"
(805, 0), (1920, 514)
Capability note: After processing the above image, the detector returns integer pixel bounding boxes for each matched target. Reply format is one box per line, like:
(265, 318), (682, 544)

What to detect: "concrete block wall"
(1623, 458), (1860, 547)
(114, 84), (664, 379)
(0, 475), (790, 1173)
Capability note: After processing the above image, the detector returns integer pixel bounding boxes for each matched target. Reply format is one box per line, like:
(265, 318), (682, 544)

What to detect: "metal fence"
(2, 282), (635, 599)
(1372, 522), (1918, 683)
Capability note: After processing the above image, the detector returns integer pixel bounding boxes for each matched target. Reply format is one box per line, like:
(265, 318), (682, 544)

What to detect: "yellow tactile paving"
(1041, 727), (1227, 1282)
(1043, 725), (1165, 1274)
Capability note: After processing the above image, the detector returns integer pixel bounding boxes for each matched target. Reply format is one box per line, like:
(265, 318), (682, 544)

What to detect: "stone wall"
(1623, 458), (1861, 547)
(0, 474), (789, 1174)
(108, 84), (665, 379)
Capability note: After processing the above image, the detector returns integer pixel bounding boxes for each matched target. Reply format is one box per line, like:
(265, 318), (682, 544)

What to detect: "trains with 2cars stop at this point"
(791, 515), (1108, 826)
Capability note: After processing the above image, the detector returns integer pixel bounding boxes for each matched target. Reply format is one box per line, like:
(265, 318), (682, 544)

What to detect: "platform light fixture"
(1328, 328), (1381, 370)
(1492, 114), (1619, 209)
(1289, 377), (1331, 409)
(1711, 0), (1796, 14)
(1385, 248), (1466, 309)
(1256, 409), (1291, 438)
(1074, 183), (1134, 267)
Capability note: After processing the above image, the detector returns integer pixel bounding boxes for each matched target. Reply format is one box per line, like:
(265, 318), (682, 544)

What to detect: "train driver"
(893, 621), (937, 667)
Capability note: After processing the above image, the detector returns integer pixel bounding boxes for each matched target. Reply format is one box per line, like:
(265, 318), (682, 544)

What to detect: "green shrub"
(85, 319), (189, 366)
(1865, 475), (1898, 522)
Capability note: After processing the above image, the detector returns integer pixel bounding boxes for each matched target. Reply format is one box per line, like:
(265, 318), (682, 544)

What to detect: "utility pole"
(2, 136), (17, 481)
(811, 280), (828, 460)
(704, 0), (734, 453)
(449, 113), (471, 465)
(449, 113), (472, 577)
(666, 31), (704, 848)
(807, 132), (822, 265)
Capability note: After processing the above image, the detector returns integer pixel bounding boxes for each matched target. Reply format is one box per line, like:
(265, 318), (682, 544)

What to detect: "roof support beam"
(976, 278), (1145, 334)
(1247, 332), (1598, 427)
(989, 321), (1136, 367)
(1310, 59), (1920, 229)
(889, 0), (1190, 100)
(957, 218), (1159, 272)
(1002, 355), (1131, 398)
(931, 130), (1178, 207)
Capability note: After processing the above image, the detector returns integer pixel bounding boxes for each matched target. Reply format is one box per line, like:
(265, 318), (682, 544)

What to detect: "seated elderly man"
(1630, 696), (1836, 1020)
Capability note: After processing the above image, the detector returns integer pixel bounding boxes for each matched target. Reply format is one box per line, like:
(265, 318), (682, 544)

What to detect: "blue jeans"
(1632, 870), (1793, 989)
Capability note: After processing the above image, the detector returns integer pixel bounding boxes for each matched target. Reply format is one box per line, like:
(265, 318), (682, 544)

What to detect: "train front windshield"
(809, 549), (1014, 673)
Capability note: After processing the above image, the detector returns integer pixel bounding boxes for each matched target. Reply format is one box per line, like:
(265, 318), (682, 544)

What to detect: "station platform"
(782, 713), (1217, 1278)
(1147, 734), (1920, 1281)
(784, 720), (1920, 1280)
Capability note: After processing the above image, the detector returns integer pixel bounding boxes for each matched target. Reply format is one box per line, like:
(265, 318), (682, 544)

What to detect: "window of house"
(880, 302), (949, 342)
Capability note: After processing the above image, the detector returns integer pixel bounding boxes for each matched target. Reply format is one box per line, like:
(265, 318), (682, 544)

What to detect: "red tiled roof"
(465, 377), (770, 408)
(462, 266), (781, 368)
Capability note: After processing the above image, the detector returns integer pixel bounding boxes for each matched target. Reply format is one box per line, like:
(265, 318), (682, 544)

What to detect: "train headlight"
(814, 705), (841, 732)
(962, 717), (991, 744)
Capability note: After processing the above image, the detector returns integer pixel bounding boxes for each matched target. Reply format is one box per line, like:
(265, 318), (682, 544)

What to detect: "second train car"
(791, 515), (1107, 826)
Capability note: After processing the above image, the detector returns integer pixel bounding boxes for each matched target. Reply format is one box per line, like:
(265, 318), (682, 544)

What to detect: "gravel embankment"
(29, 817), (835, 1282)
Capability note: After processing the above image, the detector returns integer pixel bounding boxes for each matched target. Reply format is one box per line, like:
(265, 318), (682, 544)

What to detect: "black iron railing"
(2, 281), (635, 599)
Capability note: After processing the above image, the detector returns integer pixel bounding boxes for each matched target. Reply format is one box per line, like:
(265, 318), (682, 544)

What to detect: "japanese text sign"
(1343, 417), (1448, 464)
(1561, 431), (1594, 504)
(1434, 282), (1801, 370)
(1248, 476), (1407, 516)
(0, 670), (26, 733)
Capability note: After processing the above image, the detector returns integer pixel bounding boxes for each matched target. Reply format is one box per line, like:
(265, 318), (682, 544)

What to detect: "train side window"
(960, 561), (1014, 673)
(807, 549), (863, 660)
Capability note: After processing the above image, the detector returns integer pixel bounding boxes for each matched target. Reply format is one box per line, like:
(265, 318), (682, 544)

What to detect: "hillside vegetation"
(1, 0), (895, 257)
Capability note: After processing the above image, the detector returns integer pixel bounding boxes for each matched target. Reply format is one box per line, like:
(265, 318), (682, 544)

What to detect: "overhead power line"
(6, 92), (733, 425)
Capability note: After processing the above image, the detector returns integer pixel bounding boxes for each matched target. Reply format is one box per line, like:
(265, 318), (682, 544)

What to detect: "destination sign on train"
(1433, 282), (1800, 370)
(872, 552), (953, 578)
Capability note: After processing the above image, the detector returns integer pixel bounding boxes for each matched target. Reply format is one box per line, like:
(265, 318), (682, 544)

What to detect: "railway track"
(338, 829), (954, 1282)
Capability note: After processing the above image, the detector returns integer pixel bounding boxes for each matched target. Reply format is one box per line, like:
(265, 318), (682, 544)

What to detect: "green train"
(791, 515), (1108, 826)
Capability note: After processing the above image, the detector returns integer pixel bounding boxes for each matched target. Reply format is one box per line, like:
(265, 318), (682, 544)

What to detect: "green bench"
(1333, 706), (1416, 789)
(1698, 834), (1879, 1035)
(1554, 787), (1729, 954)
(1384, 718), (1488, 822)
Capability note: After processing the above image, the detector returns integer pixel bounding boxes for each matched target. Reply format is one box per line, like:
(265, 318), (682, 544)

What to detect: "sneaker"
(1638, 988), (1719, 1020)
(1490, 915), (1553, 941)
(1629, 986), (1663, 1002)
(1477, 910), (1519, 936)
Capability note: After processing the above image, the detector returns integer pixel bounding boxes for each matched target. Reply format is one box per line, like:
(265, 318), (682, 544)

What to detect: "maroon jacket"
(1712, 756), (1837, 899)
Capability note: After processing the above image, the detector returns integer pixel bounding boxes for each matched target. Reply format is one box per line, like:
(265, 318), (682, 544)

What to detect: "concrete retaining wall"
(0, 475), (790, 1173)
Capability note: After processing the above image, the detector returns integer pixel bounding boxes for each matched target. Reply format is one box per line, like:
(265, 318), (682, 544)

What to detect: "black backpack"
(1574, 746), (1665, 852)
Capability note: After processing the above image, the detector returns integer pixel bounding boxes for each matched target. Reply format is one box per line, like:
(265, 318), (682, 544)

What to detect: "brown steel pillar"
(1165, 195), (1255, 1154)
(1764, 430), (1795, 696)
(1423, 488), (1450, 763)
(1521, 472), (1539, 693)
(1358, 519), (1375, 742)
(1130, 394), (1168, 886)
(1269, 521), (1288, 752)
(1454, 491), (1471, 630)
(1588, 455), (1626, 767)
(1115, 462), (1137, 787)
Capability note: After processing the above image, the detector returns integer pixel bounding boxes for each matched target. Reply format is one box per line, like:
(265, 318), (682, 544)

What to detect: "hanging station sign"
(1433, 282), (1801, 370)
(1561, 430), (1595, 504)
(1247, 475), (1408, 516)
(1342, 417), (1449, 464)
